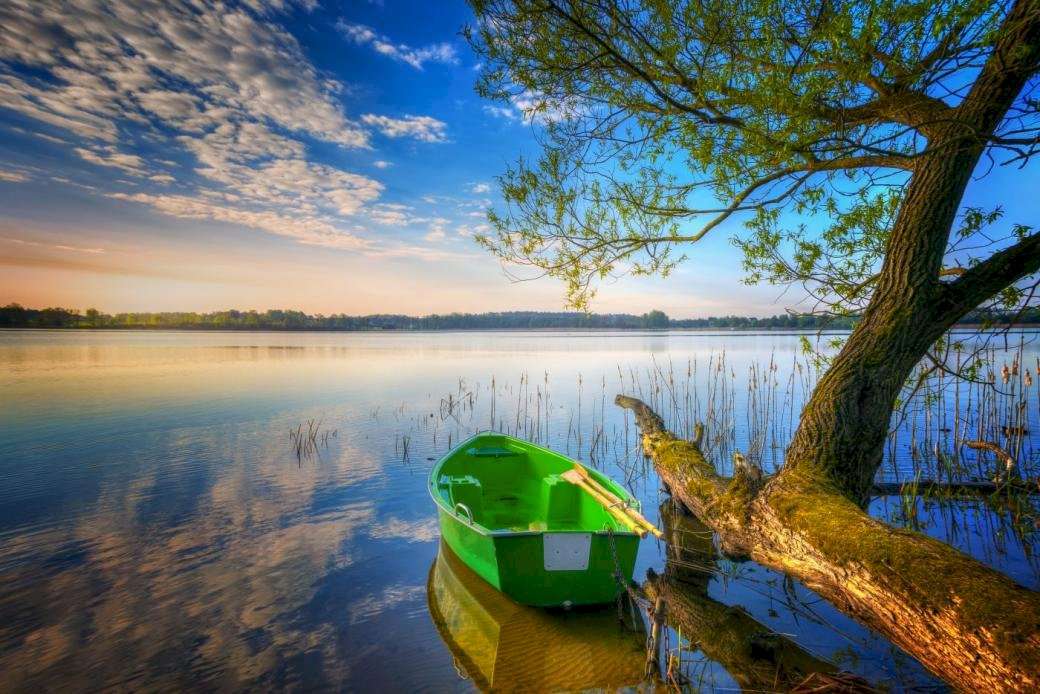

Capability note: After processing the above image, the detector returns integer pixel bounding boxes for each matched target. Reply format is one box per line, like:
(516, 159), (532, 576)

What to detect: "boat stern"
(493, 530), (639, 607)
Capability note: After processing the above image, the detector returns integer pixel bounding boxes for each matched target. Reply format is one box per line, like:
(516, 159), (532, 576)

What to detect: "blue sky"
(0, 0), (1033, 317)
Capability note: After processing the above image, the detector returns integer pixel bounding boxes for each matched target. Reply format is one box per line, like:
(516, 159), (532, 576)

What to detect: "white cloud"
(337, 21), (458, 70)
(109, 192), (370, 250)
(483, 104), (518, 121)
(50, 175), (98, 191)
(456, 223), (490, 238)
(75, 146), (146, 174)
(136, 90), (201, 123)
(469, 182), (491, 194)
(372, 160), (391, 169)
(369, 203), (415, 226)
(361, 114), (447, 143)
(0, 0), (408, 253)
(32, 131), (68, 145)
(482, 91), (576, 124)
(0, 1), (369, 147)
(177, 122), (384, 215)
(0, 74), (118, 141)
(424, 217), (450, 242)
(1, 235), (104, 253)
(512, 90), (576, 123)
(0, 170), (28, 182)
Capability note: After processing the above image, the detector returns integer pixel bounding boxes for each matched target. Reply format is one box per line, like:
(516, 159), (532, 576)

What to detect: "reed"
(371, 343), (1037, 685)
(289, 418), (335, 462)
(390, 342), (1036, 489)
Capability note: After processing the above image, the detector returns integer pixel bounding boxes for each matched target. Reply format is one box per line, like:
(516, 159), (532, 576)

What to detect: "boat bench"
(540, 474), (585, 528)
(440, 475), (485, 520)
(440, 472), (588, 531)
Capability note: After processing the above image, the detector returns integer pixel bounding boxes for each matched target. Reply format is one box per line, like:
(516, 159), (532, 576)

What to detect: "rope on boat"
(606, 527), (666, 681)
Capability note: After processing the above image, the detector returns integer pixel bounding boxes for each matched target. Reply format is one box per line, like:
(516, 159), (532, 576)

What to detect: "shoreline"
(1, 325), (1035, 335)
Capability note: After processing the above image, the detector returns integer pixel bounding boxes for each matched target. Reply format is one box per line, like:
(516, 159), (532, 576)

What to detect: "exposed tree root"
(616, 394), (1040, 692)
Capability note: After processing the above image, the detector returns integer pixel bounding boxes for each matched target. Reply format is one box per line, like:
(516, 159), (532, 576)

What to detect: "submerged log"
(870, 478), (1040, 496)
(616, 394), (1040, 691)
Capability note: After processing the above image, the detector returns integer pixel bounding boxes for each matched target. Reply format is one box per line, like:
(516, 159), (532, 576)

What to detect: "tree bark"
(617, 394), (1040, 691)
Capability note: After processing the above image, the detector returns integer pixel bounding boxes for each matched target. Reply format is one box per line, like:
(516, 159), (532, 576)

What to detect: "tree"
(641, 309), (669, 328)
(469, 0), (1040, 688)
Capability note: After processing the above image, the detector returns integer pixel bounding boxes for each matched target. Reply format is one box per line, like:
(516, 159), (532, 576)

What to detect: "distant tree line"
(2, 303), (1037, 331)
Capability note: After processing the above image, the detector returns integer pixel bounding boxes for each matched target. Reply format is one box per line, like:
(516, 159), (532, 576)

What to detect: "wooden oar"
(561, 470), (647, 537)
(569, 465), (663, 538)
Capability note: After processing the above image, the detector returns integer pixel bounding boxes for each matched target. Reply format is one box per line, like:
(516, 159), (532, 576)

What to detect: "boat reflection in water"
(427, 541), (646, 692)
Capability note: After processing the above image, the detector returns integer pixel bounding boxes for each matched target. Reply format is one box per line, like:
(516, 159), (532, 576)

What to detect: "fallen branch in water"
(962, 439), (1017, 483)
(616, 393), (1040, 691)
(871, 478), (1040, 496)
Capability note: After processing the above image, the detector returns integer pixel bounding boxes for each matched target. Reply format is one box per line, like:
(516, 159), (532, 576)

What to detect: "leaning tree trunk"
(629, 6), (1040, 685)
(782, 0), (1040, 504)
(617, 395), (1040, 691)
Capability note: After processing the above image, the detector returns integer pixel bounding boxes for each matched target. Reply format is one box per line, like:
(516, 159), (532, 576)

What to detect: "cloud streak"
(337, 22), (458, 70)
(361, 114), (447, 143)
(1, 235), (105, 254)
(108, 192), (370, 250)
(0, 1), (460, 253)
(75, 146), (147, 174)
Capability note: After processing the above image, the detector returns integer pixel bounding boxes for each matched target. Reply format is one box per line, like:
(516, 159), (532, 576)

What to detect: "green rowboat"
(428, 432), (642, 607)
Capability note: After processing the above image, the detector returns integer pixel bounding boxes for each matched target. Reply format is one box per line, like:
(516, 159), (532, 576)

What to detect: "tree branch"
(937, 230), (1040, 324)
(955, 0), (1040, 134)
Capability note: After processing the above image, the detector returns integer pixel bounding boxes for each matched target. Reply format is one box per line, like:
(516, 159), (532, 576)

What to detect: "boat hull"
(436, 505), (639, 606)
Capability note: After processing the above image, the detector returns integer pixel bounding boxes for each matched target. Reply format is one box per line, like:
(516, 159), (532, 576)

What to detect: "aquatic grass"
(381, 338), (1037, 576)
(289, 418), (336, 462)
(364, 341), (1038, 686)
(390, 341), (1038, 491)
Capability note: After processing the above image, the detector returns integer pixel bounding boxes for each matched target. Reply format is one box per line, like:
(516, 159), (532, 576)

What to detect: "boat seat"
(466, 446), (520, 458)
(541, 474), (583, 529)
(442, 475), (484, 521)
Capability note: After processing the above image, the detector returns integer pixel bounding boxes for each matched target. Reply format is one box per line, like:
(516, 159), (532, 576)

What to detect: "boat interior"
(434, 435), (628, 533)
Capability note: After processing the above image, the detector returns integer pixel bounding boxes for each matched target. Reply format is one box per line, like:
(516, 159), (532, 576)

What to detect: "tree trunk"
(782, 0), (1040, 504)
(617, 395), (1040, 691)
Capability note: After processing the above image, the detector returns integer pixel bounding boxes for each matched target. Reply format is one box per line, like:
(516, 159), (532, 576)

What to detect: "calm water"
(1, 329), (1037, 692)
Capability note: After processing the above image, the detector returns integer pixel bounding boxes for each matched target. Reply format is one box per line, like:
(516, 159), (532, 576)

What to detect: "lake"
(1, 329), (1037, 691)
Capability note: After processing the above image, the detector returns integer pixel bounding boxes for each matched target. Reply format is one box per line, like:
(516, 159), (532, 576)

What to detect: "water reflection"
(0, 429), (381, 689)
(649, 502), (851, 691)
(0, 330), (1035, 691)
(427, 541), (645, 692)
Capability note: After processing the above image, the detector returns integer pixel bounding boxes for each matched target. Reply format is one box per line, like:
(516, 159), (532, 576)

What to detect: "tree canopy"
(468, 0), (1039, 317)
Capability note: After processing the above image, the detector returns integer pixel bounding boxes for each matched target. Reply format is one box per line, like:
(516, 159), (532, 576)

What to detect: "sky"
(0, 1), (1033, 318)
